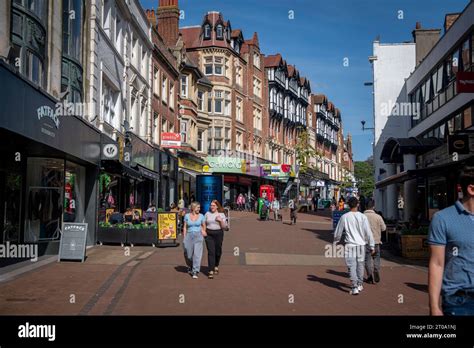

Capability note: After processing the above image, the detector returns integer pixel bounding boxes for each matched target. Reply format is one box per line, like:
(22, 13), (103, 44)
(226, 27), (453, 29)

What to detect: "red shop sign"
(456, 72), (474, 93)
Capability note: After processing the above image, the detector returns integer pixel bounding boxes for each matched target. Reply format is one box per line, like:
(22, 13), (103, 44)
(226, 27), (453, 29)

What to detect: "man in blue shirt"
(428, 165), (474, 315)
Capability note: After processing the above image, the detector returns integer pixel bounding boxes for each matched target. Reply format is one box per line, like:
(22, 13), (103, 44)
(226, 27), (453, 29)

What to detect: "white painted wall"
(372, 41), (416, 218)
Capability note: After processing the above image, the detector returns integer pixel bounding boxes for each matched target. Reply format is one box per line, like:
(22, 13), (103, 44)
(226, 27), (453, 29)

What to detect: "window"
(197, 90), (204, 111)
(102, 0), (113, 38)
(102, 80), (116, 124)
(204, 24), (211, 39)
(225, 127), (230, 139)
(197, 130), (203, 152)
(153, 68), (160, 97)
(180, 120), (187, 143)
(162, 76), (168, 103)
(253, 77), (262, 98)
(236, 97), (243, 122)
(235, 65), (242, 86)
(204, 57), (213, 75)
(169, 83), (174, 109)
(253, 52), (260, 69)
(214, 90), (223, 114)
(207, 92), (212, 112)
(216, 25), (223, 39)
(26, 50), (44, 86)
(236, 131), (242, 151)
(161, 118), (167, 133)
(253, 108), (262, 130)
(224, 91), (231, 116)
(180, 75), (188, 98)
(461, 38), (470, 72)
(115, 13), (122, 54)
(214, 57), (223, 75)
(215, 127), (222, 138)
(215, 140), (222, 150)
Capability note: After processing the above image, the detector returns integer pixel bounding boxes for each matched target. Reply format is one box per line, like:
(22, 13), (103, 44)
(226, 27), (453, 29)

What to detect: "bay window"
(180, 75), (188, 98)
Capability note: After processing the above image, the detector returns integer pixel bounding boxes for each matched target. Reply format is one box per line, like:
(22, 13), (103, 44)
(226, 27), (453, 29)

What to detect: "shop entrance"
(0, 171), (22, 245)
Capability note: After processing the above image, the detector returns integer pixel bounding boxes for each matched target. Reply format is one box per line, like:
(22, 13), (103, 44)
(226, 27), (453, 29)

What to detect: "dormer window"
(216, 25), (223, 39)
(204, 24), (211, 40)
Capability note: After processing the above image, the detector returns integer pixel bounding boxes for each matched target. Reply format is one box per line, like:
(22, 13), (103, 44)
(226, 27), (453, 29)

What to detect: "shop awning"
(134, 164), (160, 181)
(376, 155), (474, 189)
(179, 167), (201, 178)
(380, 137), (443, 164)
(101, 160), (143, 181)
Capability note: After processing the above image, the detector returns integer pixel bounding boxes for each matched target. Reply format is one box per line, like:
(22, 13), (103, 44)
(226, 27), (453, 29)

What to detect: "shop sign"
(316, 180), (326, 187)
(196, 175), (223, 214)
(178, 158), (203, 173)
(448, 134), (470, 155)
(206, 157), (245, 174)
(157, 212), (178, 243)
(261, 164), (295, 178)
(101, 143), (119, 160)
(37, 105), (60, 129)
(456, 72), (474, 93)
(58, 223), (88, 262)
(161, 133), (181, 148)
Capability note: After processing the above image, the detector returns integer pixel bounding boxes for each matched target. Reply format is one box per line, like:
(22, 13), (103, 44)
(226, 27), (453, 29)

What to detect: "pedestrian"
(313, 194), (318, 212)
(272, 196), (280, 221)
(182, 201), (206, 279)
(338, 197), (345, 211)
(237, 193), (244, 211)
(364, 199), (386, 284)
(307, 194), (312, 212)
(334, 197), (375, 295)
(428, 165), (474, 316)
(204, 200), (228, 279)
(289, 198), (297, 225)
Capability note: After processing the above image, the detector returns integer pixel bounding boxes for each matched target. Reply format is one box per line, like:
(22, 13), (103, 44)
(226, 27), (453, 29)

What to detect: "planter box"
(127, 228), (157, 247)
(401, 235), (429, 259)
(97, 227), (127, 246)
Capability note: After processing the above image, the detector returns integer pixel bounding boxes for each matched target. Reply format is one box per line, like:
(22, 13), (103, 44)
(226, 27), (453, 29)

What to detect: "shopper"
(364, 199), (386, 284)
(334, 197), (375, 295)
(272, 196), (281, 221)
(182, 202), (206, 279)
(338, 197), (345, 211)
(428, 165), (474, 316)
(204, 200), (228, 279)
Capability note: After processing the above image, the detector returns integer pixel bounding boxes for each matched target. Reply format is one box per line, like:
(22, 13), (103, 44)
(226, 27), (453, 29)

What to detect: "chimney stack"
(157, 0), (180, 47)
(146, 9), (157, 28)
(444, 13), (461, 33)
(412, 22), (441, 66)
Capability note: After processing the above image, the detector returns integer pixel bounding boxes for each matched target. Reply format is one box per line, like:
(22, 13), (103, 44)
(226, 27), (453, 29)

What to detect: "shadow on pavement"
(405, 282), (428, 293)
(174, 265), (189, 274)
(326, 269), (349, 278)
(302, 228), (334, 243)
(307, 274), (350, 293)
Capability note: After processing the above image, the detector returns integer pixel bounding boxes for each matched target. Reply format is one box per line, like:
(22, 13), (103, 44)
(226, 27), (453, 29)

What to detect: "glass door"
(1, 171), (22, 244)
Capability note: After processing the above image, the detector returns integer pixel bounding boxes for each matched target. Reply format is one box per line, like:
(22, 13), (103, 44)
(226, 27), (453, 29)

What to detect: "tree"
(294, 127), (319, 173)
(354, 159), (375, 198)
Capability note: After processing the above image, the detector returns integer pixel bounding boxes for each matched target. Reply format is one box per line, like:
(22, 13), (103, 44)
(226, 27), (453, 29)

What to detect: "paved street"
(0, 211), (429, 315)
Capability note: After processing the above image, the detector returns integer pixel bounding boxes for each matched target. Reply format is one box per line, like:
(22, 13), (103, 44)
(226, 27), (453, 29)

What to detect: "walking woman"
(183, 202), (206, 279)
(204, 200), (228, 279)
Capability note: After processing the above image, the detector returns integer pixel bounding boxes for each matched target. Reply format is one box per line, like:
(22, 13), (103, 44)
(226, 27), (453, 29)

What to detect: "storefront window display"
(427, 176), (447, 220)
(24, 158), (64, 242)
(64, 161), (86, 223)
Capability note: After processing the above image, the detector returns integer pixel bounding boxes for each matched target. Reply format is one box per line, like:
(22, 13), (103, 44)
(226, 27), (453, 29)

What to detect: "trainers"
(358, 284), (364, 292)
(208, 271), (214, 279)
(374, 271), (380, 283)
(192, 272), (198, 279)
(214, 267), (219, 275)
(350, 287), (360, 295)
(187, 267), (192, 275)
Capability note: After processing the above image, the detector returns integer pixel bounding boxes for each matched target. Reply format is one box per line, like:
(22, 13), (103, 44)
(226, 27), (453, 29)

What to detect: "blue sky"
(140, 0), (469, 161)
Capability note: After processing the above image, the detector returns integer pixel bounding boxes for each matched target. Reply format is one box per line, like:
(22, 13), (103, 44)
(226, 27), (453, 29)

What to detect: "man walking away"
(334, 197), (375, 295)
(428, 165), (474, 316)
(289, 198), (297, 225)
(364, 199), (386, 284)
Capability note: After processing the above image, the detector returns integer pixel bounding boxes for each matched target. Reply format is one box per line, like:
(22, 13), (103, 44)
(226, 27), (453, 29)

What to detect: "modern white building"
(86, 0), (152, 141)
(370, 41), (416, 219)
(377, 2), (474, 222)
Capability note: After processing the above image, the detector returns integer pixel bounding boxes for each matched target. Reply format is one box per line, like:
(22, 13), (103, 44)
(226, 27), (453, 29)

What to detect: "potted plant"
(97, 221), (128, 246)
(127, 222), (158, 247)
(400, 226), (429, 259)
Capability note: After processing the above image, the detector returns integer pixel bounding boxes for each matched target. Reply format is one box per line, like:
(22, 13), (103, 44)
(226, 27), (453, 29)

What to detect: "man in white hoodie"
(334, 197), (375, 295)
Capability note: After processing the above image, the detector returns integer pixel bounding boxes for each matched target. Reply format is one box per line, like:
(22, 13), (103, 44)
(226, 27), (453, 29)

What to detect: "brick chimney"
(157, 0), (180, 47)
(444, 13), (461, 33)
(412, 22), (441, 66)
(146, 9), (157, 28)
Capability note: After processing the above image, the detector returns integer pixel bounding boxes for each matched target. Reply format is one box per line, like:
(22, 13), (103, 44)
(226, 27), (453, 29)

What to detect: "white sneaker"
(192, 272), (198, 279)
(350, 287), (359, 295)
(358, 285), (364, 292)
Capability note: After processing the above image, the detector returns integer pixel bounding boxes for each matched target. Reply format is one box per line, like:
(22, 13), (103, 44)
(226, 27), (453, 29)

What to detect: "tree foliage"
(354, 159), (375, 198)
(294, 128), (318, 173)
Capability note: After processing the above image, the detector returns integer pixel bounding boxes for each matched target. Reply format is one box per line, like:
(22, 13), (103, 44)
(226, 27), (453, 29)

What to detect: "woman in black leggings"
(204, 200), (228, 279)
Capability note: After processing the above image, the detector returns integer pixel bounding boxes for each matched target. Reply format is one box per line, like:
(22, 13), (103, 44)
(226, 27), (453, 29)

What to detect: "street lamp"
(361, 120), (375, 131)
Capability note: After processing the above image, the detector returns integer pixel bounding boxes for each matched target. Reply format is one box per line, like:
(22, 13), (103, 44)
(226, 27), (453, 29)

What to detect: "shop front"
(177, 153), (205, 206)
(260, 164), (296, 203)
(0, 63), (101, 260)
(159, 150), (178, 209)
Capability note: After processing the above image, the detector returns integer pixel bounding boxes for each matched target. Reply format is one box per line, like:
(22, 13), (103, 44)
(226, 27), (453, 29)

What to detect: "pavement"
(0, 210), (429, 315)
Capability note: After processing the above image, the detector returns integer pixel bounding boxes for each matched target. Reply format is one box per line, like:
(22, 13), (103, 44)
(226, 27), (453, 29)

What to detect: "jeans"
(345, 245), (366, 288)
(205, 229), (224, 271)
(273, 208), (279, 220)
(183, 232), (204, 274)
(364, 244), (381, 279)
(442, 292), (474, 315)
